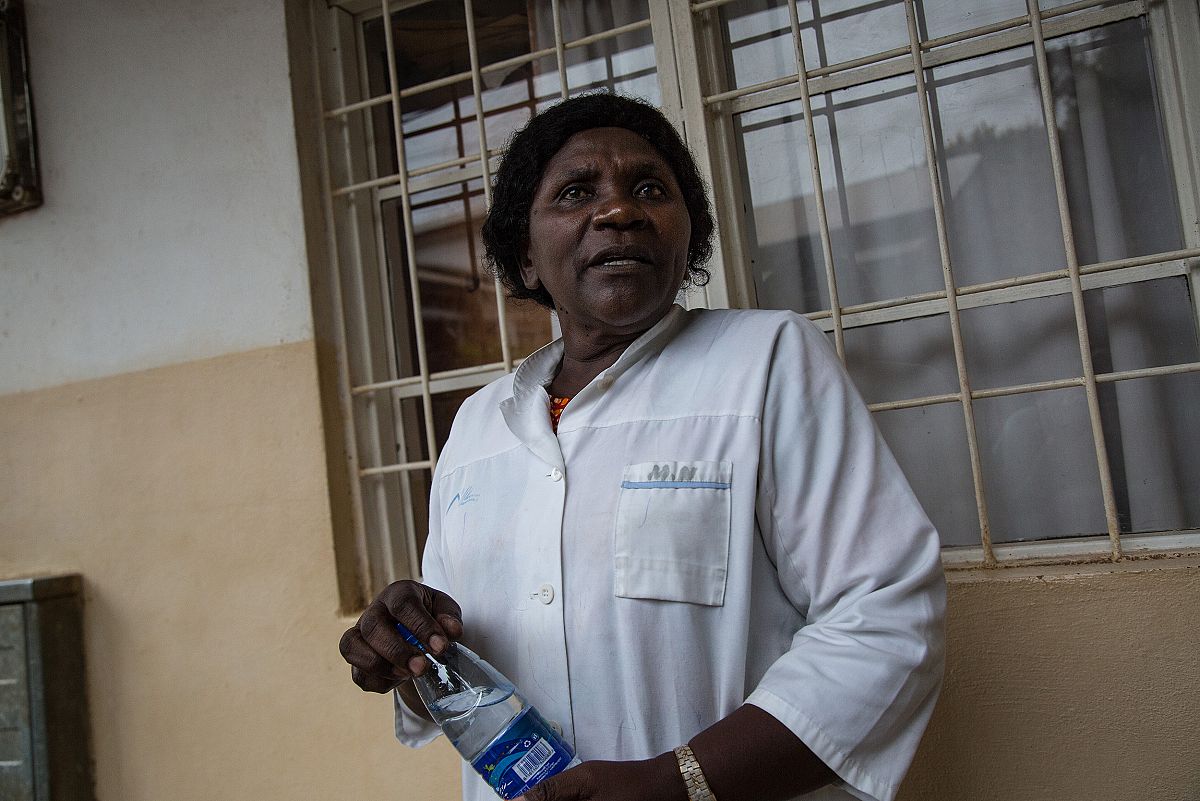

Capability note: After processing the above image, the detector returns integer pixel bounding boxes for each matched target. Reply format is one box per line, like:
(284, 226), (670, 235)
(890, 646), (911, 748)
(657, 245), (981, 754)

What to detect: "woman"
(339, 94), (946, 801)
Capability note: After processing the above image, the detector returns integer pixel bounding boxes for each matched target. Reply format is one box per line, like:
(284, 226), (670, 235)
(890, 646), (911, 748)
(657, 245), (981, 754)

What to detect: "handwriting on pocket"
(646, 463), (697, 482)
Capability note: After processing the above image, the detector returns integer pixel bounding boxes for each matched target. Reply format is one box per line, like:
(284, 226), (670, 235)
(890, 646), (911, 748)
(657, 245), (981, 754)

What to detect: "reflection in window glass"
(721, 0), (795, 90)
(720, 0), (909, 90)
(1108, 373), (1200, 534)
(843, 314), (958, 404)
(529, 1), (657, 103)
(737, 74), (944, 311)
(737, 101), (828, 313)
(1084, 278), (1200, 375)
(736, 17), (1182, 315)
(814, 75), (942, 308)
(916, 0), (1027, 43)
(975, 388), (1108, 543)
(382, 188), (552, 377)
(959, 293), (1081, 391)
(874, 402), (980, 547)
(1051, 20), (1184, 265)
(930, 45), (1069, 285)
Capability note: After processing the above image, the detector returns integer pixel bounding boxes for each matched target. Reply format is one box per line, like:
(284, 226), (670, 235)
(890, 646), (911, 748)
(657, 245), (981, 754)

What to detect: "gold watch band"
(674, 744), (717, 801)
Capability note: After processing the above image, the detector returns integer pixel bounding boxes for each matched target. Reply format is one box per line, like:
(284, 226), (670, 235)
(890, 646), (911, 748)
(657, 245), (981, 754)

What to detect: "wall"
(0, 344), (459, 799)
(904, 561), (1200, 800)
(0, 1), (460, 799)
(0, 0), (313, 394)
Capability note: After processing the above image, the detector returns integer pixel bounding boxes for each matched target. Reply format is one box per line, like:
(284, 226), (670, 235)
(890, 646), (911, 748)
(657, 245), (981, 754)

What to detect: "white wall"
(0, 0), (313, 394)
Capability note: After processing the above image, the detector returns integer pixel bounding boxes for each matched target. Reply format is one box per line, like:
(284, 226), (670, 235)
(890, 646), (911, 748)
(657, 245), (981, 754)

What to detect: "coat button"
(538, 584), (555, 604)
(549, 468), (563, 481)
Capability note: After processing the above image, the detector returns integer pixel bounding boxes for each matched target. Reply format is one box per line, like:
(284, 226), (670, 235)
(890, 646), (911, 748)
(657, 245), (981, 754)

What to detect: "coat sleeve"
(393, 467), (452, 748)
(744, 314), (946, 801)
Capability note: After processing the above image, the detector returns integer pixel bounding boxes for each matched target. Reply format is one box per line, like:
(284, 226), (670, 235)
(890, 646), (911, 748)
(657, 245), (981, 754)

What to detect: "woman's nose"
(592, 195), (647, 229)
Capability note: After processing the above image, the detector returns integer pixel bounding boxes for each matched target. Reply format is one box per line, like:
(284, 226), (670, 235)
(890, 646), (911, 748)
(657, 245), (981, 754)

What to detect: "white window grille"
(309, 0), (1200, 604)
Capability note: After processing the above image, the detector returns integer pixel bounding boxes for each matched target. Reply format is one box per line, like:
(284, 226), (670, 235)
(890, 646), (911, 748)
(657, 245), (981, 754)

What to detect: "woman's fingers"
(380, 581), (463, 656)
(339, 580), (465, 690)
(340, 626), (409, 692)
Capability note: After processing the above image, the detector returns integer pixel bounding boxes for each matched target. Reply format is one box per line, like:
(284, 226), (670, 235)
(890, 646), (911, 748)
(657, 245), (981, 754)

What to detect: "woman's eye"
(636, 181), (666, 198)
(558, 185), (589, 202)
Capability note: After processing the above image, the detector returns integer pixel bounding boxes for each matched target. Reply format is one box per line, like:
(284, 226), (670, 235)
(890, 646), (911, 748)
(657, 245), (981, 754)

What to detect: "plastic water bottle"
(397, 624), (578, 799)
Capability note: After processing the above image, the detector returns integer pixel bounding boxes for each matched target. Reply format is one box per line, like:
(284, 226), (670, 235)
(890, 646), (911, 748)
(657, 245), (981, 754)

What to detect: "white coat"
(395, 305), (946, 801)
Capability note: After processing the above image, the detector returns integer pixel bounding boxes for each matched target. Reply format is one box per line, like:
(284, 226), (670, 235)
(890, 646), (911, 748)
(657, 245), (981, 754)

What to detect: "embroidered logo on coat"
(446, 486), (480, 512)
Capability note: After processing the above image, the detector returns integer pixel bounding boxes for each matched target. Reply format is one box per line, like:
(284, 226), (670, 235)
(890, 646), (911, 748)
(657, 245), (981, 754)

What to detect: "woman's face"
(521, 127), (691, 340)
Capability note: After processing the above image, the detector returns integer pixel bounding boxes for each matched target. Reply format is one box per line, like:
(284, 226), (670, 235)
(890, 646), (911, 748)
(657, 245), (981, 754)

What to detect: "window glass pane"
(382, 185), (553, 377)
(930, 45), (1068, 286)
(792, 0), (910, 68)
(1051, 19), (1184, 265)
(719, 0), (910, 92)
(530, 0), (657, 102)
(736, 75), (944, 314)
(1084, 277), (1200, 375)
(916, 0), (1026, 43)
(737, 101), (827, 313)
(843, 314), (958, 404)
(363, 1), (539, 171)
(816, 75), (943, 308)
(975, 387), (1107, 543)
(721, 0), (795, 91)
(960, 293), (1080, 390)
(380, 469), (432, 571)
(1106, 372), (1200, 534)
(874, 402), (980, 547)
(432, 388), (478, 454)
(361, 397), (430, 579)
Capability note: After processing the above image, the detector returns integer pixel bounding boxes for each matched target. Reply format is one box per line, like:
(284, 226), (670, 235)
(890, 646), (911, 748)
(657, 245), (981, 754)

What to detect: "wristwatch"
(674, 744), (717, 801)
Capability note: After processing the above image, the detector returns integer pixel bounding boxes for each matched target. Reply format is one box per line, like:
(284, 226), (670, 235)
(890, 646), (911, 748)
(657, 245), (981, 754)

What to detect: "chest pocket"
(612, 460), (732, 607)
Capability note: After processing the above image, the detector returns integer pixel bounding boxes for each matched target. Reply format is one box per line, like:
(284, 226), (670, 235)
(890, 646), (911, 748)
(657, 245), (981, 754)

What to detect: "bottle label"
(470, 706), (575, 799)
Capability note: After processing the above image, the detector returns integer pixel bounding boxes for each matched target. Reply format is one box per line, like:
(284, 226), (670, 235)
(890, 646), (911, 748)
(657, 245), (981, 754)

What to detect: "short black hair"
(481, 93), (714, 310)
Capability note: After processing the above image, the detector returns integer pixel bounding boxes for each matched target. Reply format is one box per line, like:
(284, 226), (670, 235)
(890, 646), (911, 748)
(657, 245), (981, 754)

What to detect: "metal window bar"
(319, 1), (1200, 583)
(462, 0), (514, 372)
(1025, 0), (1122, 561)
(900, 0), (996, 563)
(337, 3), (655, 485)
(784, 0), (846, 360)
(358, 15), (419, 582)
(551, 0), (570, 101)
(710, 0), (1145, 116)
(378, 0), (440, 483)
(344, 246), (1200, 399)
(805, 246), (1200, 324)
(356, 356), (1200, 476)
(333, 10), (407, 585)
(687, 0), (1200, 562)
(309, 3), (375, 599)
(325, 21), (655, 203)
(323, 20), (651, 123)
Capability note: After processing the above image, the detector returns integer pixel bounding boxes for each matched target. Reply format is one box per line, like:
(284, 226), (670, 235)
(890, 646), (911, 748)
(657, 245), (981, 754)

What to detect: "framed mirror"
(1, 0), (40, 217)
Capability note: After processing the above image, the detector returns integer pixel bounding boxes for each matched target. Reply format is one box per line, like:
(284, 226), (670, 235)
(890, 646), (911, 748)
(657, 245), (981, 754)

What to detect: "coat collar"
(499, 304), (688, 469)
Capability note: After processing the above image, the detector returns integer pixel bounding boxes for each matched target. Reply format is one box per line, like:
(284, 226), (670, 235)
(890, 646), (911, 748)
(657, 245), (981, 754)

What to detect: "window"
(310, 0), (1200, 603)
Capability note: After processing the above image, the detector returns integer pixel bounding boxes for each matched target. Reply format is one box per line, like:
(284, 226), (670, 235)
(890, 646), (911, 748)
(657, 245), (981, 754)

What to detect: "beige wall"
(0, 343), (459, 800)
(905, 561), (1200, 800)
(1, 341), (1197, 799)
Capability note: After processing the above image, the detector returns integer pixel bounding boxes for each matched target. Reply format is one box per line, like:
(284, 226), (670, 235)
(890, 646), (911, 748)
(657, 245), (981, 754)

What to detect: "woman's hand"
(515, 754), (685, 801)
(338, 579), (464, 694)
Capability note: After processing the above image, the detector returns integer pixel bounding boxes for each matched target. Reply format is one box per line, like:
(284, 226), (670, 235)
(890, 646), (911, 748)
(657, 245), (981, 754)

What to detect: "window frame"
(670, 0), (1200, 567)
(309, 0), (1200, 606)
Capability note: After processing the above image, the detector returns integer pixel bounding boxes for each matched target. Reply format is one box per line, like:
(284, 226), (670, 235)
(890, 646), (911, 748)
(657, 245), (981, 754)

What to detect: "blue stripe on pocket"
(620, 480), (731, 490)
